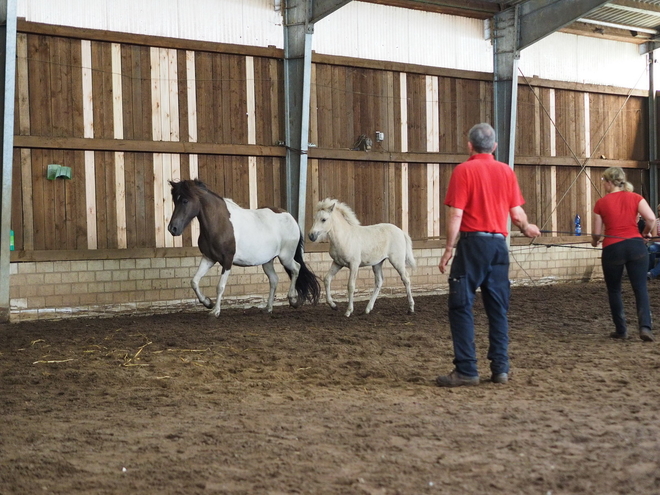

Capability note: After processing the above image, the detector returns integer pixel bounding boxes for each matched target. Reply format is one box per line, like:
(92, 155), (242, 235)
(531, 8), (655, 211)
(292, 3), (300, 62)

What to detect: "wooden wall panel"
(438, 163), (454, 236)
(455, 79), (483, 152)
(406, 74), (426, 153)
(27, 35), (52, 136)
(314, 64), (334, 148)
(121, 45), (152, 141)
(626, 97), (646, 161)
(516, 165), (556, 229)
(11, 24), (654, 259)
(516, 85), (539, 157)
(91, 41), (114, 140)
(50, 37), (81, 138)
(94, 151), (118, 249)
(123, 152), (155, 249)
(194, 53), (248, 145)
(197, 155), (250, 207)
(256, 156), (285, 209)
(332, 66), (350, 148)
(176, 49), (190, 144)
(554, 90), (582, 161)
(588, 93), (647, 162)
(407, 163), (427, 240)
(315, 160), (356, 208)
(253, 57), (280, 146)
(11, 149), (23, 251)
(30, 149), (47, 249)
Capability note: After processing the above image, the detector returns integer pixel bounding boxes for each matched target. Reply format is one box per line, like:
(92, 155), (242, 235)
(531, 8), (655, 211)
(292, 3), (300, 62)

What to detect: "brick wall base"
(9, 242), (603, 321)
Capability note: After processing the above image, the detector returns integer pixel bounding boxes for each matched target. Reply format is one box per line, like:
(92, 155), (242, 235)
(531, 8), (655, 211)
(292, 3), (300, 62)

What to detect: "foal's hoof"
(202, 298), (213, 309)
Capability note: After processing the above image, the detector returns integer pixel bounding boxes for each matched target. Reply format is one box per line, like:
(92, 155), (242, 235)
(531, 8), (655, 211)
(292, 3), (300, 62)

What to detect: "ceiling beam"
(311, 0), (353, 23)
(360, 0), (501, 19)
(561, 20), (654, 44)
(517, 0), (611, 51)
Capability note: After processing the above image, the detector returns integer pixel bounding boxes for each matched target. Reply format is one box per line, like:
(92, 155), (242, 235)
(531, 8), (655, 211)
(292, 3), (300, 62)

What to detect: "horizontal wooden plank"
(9, 239), (447, 261)
(15, 136), (647, 168)
(313, 53), (493, 82)
(308, 147), (648, 168)
(18, 19), (282, 59)
(519, 75), (648, 98)
(515, 156), (648, 169)
(14, 136), (286, 157)
(308, 147), (466, 163)
(8, 234), (588, 262)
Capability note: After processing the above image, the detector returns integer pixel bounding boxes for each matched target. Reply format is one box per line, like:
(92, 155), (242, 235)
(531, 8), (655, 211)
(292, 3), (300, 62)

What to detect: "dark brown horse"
(167, 179), (320, 316)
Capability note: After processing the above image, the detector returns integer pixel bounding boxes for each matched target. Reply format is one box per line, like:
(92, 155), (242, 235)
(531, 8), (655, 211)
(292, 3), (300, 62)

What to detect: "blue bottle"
(574, 214), (581, 236)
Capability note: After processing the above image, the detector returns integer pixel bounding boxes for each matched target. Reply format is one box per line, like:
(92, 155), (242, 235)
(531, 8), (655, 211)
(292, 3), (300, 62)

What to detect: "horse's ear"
(329, 200), (336, 212)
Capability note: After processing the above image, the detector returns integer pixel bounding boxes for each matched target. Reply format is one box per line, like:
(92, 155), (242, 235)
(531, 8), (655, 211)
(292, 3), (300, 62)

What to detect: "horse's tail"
(287, 235), (321, 305)
(404, 231), (416, 269)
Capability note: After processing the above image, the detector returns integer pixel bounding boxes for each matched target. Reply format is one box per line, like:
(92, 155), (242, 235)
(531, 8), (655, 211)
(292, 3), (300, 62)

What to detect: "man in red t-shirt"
(436, 123), (540, 387)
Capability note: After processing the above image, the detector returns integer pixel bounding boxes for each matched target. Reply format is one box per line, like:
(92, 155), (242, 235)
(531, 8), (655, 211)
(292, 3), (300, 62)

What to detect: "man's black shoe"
(491, 373), (508, 384)
(436, 370), (479, 388)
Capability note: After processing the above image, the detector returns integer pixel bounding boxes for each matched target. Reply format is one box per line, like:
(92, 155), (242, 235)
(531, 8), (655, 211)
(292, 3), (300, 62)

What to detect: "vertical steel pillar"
(283, 0), (352, 231)
(649, 53), (658, 212)
(0, 0), (17, 322)
(492, 7), (519, 169)
(283, 0), (313, 230)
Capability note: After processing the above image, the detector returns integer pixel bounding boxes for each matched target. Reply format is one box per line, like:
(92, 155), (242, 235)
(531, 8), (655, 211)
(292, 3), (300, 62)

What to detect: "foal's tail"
(404, 232), (416, 269)
(286, 235), (321, 306)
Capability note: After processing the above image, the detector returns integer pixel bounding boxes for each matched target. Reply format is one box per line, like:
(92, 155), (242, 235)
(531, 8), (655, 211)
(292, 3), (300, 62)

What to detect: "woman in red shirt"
(592, 167), (656, 341)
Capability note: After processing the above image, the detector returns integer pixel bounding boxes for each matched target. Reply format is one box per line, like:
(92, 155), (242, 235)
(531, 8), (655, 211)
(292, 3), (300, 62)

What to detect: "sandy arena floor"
(1, 281), (660, 494)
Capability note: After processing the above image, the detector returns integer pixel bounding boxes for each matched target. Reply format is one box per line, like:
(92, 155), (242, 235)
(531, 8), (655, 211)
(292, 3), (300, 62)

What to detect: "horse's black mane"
(170, 179), (224, 201)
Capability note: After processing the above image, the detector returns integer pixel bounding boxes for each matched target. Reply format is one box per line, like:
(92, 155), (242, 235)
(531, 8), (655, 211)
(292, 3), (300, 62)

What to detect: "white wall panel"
(519, 31), (649, 90)
(18, 0), (283, 47)
(314, 2), (493, 74)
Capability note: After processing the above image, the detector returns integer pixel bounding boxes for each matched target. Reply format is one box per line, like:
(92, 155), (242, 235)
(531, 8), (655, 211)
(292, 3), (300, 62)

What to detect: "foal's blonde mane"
(318, 198), (361, 226)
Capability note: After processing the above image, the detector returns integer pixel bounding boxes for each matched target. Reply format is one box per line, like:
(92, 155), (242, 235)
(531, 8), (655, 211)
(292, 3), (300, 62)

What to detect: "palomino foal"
(308, 198), (415, 317)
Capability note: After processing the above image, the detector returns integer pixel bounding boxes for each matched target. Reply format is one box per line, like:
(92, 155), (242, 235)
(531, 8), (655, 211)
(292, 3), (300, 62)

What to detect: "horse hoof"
(344, 311), (352, 317)
(202, 298), (213, 309)
(329, 304), (338, 311)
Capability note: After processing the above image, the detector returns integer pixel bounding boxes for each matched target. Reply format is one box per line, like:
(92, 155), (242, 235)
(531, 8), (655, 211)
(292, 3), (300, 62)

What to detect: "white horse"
(308, 198), (415, 317)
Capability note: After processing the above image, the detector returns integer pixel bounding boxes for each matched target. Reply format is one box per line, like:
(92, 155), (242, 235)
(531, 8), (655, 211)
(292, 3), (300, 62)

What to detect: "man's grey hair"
(468, 123), (497, 153)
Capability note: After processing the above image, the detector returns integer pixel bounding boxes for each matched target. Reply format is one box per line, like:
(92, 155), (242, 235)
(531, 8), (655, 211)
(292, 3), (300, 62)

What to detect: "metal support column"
(283, 0), (313, 227)
(492, 0), (610, 167)
(492, 7), (519, 168)
(0, 0), (17, 323)
(649, 53), (658, 212)
(283, 0), (352, 231)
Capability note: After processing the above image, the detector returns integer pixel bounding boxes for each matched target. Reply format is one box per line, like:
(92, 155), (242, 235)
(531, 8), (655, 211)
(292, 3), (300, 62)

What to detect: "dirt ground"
(1, 280), (660, 495)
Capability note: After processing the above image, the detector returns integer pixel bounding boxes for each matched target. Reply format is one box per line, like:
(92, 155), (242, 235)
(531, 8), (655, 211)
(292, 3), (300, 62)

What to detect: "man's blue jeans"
(448, 233), (510, 378)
